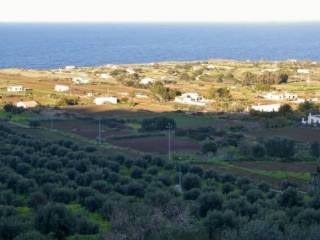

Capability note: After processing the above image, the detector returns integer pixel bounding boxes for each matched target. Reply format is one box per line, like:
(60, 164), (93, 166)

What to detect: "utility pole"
(98, 118), (101, 144)
(179, 163), (182, 191)
(168, 124), (171, 161)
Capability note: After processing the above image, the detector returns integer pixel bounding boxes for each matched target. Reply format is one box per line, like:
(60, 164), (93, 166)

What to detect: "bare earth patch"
(108, 136), (200, 154)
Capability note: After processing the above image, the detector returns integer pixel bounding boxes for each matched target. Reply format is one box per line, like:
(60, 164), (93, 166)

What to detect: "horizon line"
(1, 20), (320, 24)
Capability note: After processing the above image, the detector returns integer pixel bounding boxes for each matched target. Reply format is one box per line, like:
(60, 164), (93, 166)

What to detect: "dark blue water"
(1, 23), (320, 69)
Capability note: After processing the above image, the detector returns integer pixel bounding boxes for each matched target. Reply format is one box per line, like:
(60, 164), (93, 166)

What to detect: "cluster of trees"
(141, 117), (176, 131)
(3, 103), (24, 114)
(0, 124), (320, 240)
(150, 82), (181, 101)
(208, 88), (232, 100)
(175, 123), (318, 162)
(242, 71), (289, 86)
(57, 97), (79, 106)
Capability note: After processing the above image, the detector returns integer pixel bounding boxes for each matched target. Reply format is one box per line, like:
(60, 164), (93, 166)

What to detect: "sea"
(0, 23), (320, 69)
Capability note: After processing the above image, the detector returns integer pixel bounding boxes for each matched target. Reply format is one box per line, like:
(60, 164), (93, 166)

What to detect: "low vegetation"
(0, 123), (320, 240)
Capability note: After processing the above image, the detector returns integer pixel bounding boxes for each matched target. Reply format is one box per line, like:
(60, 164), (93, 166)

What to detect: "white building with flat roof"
(126, 69), (136, 75)
(16, 101), (38, 109)
(65, 65), (76, 70)
(94, 96), (118, 105)
(99, 73), (111, 79)
(135, 92), (148, 98)
(54, 85), (70, 92)
(251, 104), (281, 112)
(174, 93), (208, 106)
(262, 68), (279, 73)
(297, 69), (310, 74)
(7, 85), (25, 92)
(140, 77), (155, 85)
(302, 113), (320, 125)
(72, 77), (90, 85)
(262, 92), (297, 101)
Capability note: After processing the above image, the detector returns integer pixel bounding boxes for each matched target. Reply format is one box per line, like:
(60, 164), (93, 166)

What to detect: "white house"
(207, 64), (216, 69)
(65, 65), (76, 70)
(140, 77), (155, 85)
(94, 96), (118, 105)
(72, 77), (90, 85)
(135, 92), (148, 98)
(7, 85), (25, 93)
(251, 104), (281, 112)
(262, 68), (279, 73)
(193, 65), (202, 71)
(99, 73), (111, 79)
(16, 101), (38, 109)
(302, 113), (320, 125)
(174, 93), (208, 106)
(297, 69), (310, 74)
(262, 92), (297, 101)
(295, 98), (306, 104)
(126, 69), (136, 75)
(54, 85), (70, 92)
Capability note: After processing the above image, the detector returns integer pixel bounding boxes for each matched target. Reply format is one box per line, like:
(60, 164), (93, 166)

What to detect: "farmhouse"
(72, 77), (90, 85)
(135, 92), (148, 98)
(99, 73), (111, 79)
(94, 96), (118, 105)
(54, 85), (70, 92)
(297, 69), (310, 74)
(262, 68), (279, 73)
(174, 93), (208, 106)
(207, 64), (216, 69)
(262, 92), (297, 101)
(193, 65), (202, 71)
(251, 104), (281, 112)
(64, 65), (76, 70)
(126, 69), (136, 75)
(65, 65), (76, 70)
(7, 85), (25, 93)
(302, 113), (320, 125)
(16, 100), (38, 109)
(140, 77), (155, 85)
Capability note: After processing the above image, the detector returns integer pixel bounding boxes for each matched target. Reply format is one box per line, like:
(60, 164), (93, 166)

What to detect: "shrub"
(204, 210), (237, 240)
(27, 192), (48, 209)
(184, 188), (201, 200)
(202, 142), (218, 155)
(182, 174), (201, 191)
(35, 204), (75, 239)
(198, 192), (223, 217)
(131, 167), (144, 179)
(57, 97), (79, 106)
(74, 214), (99, 235)
(278, 187), (303, 208)
(84, 194), (104, 212)
(3, 103), (24, 114)
(0, 217), (26, 240)
(251, 144), (266, 158)
(126, 182), (145, 198)
(150, 82), (181, 101)
(51, 188), (75, 204)
(141, 117), (176, 131)
(13, 231), (47, 240)
(264, 138), (296, 159)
